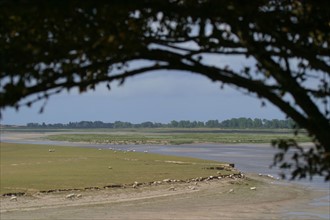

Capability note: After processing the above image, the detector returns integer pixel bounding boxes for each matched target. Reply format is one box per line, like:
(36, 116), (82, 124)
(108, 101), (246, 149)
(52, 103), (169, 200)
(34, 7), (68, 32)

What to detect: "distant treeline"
(26, 118), (295, 129)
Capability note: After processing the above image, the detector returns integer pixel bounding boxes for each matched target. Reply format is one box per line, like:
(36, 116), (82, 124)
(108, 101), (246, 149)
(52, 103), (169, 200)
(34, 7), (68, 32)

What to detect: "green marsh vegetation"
(46, 129), (310, 145)
(0, 143), (234, 195)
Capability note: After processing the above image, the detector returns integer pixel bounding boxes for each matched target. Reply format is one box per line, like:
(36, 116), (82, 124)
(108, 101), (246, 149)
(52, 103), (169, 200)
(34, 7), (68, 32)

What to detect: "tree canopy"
(23, 118), (295, 129)
(0, 0), (329, 180)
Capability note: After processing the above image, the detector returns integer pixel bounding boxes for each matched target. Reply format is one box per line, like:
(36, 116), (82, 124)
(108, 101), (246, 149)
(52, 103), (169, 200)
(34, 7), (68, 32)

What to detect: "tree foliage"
(0, 0), (329, 180)
(24, 118), (295, 129)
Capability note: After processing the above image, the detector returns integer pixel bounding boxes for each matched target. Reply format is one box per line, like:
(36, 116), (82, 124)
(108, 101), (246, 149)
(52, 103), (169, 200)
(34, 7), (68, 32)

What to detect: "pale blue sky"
(1, 70), (285, 125)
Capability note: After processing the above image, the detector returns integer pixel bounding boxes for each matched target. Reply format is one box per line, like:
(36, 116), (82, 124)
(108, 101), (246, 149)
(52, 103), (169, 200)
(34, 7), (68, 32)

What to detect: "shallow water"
(96, 143), (330, 219)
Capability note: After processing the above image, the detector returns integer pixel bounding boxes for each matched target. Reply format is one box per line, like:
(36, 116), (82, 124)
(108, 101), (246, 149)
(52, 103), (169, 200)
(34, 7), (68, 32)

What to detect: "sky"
(0, 70), (286, 126)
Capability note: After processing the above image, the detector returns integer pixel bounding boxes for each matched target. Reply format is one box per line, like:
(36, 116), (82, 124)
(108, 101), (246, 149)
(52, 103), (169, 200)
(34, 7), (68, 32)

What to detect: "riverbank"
(1, 174), (325, 220)
(1, 131), (328, 219)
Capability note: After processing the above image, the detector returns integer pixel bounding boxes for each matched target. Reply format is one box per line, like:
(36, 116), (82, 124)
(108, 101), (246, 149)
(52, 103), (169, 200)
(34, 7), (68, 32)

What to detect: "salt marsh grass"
(0, 143), (232, 194)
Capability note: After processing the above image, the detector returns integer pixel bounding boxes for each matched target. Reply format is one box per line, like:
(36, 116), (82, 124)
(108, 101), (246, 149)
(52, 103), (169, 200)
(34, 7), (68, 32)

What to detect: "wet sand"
(1, 175), (325, 220)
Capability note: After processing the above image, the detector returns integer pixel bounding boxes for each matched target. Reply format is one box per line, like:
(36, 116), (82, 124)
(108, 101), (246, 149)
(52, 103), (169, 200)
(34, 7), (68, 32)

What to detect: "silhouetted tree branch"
(0, 0), (329, 180)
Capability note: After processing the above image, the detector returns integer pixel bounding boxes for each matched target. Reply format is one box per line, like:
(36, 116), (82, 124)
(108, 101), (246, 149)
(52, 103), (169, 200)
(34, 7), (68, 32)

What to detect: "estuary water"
(1, 133), (329, 219)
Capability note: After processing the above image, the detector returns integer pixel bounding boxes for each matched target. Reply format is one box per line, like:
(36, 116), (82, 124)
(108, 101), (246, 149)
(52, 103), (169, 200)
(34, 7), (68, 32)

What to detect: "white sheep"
(132, 181), (139, 188)
(66, 193), (75, 199)
(188, 186), (197, 190)
(10, 196), (17, 201)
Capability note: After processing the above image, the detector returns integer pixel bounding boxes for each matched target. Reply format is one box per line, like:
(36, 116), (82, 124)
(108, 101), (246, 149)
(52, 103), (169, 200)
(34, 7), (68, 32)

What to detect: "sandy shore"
(1, 174), (326, 220)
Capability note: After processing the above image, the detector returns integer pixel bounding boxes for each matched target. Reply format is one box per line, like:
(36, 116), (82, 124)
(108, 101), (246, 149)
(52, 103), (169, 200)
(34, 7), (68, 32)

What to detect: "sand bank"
(1, 175), (326, 220)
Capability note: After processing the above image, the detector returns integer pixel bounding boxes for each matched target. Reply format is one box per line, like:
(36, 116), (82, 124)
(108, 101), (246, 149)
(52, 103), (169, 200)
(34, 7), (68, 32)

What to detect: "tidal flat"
(1, 130), (328, 219)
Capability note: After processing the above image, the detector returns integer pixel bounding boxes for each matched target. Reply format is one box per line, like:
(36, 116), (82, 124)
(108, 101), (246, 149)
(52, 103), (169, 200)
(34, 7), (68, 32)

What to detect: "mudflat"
(0, 175), (325, 220)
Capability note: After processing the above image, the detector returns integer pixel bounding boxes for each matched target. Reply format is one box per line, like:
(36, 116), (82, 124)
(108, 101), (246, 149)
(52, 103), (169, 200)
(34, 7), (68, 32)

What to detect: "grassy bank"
(46, 131), (310, 145)
(0, 143), (234, 195)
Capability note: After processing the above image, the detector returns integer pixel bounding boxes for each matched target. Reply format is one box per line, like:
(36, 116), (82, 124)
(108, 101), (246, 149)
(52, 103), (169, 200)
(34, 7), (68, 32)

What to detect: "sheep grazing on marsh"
(48, 149), (55, 152)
